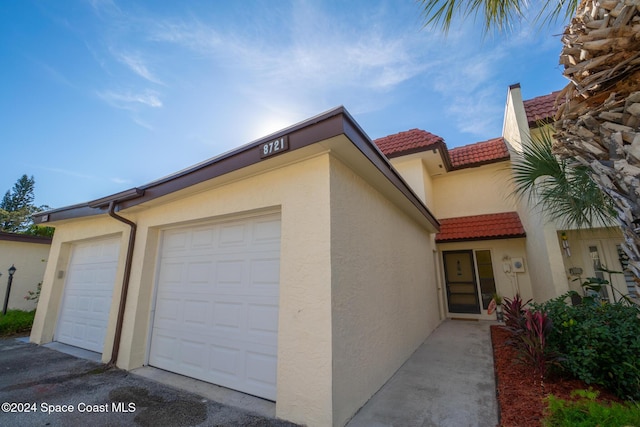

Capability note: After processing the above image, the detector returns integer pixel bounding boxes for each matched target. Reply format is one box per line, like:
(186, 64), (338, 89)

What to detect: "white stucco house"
(29, 85), (636, 426)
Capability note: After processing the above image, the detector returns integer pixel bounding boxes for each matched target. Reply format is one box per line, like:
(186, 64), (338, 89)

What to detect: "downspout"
(107, 200), (137, 367)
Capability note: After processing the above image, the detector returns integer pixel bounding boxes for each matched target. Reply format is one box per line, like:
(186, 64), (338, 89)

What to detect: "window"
(476, 250), (497, 309)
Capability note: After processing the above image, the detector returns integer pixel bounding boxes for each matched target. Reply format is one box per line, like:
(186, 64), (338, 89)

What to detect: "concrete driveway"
(0, 337), (298, 427)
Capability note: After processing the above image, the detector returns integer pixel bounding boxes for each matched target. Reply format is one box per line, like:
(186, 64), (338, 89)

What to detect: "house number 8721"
(260, 136), (289, 158)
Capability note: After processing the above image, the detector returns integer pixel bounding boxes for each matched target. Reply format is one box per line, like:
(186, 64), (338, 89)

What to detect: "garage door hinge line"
(107, 200), (137, 367)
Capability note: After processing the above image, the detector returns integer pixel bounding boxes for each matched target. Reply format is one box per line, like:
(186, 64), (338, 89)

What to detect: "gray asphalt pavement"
(0, 337), (298, 427)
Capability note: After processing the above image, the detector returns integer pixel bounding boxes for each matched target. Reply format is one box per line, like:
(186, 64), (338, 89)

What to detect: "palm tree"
(420, 0), (640, 279)
(512, 131), (616, 230)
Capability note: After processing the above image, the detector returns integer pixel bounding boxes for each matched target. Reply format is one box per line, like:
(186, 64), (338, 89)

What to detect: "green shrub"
(534, 293), (640, 400)
(0, 310), (35, 336)
(543, 389), (640, 427)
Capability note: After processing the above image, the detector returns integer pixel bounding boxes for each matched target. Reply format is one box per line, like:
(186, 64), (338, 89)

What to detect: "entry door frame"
(442, 250), (481, 314)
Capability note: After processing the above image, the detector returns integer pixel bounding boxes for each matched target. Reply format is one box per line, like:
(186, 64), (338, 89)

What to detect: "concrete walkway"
(347, 319), (498, 427)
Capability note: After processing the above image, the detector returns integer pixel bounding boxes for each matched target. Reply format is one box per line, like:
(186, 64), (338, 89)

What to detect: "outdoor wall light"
(2, 264), (17, 315)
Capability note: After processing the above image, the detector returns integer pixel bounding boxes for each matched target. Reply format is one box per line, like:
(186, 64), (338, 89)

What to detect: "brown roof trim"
(0, 232), (52, 245)
(33, 106), (439, 230)
(436, 234), (526, 243)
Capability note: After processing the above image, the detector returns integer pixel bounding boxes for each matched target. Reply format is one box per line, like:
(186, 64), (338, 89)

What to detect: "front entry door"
(443, 250), (481, 314)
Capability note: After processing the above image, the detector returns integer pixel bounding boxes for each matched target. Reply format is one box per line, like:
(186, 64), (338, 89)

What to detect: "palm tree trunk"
(554, 0), (640, 280)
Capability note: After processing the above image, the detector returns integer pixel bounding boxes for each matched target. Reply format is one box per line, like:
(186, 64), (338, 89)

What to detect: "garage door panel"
(252, 218), (281, 242)
(246, 350), (277, 385)
(183, 301), (208, 328)
(247, 303), (278, 337)
(150, 213), (280, 400)
(219, 223), (248, 247)
(187, 260), (213, 284)
(212, 301), (242, 330)
(216, 259), (244, 285)
(56, 238), (120, 353)
(155, 296), (181, 322)
(209, 343), (241, 376)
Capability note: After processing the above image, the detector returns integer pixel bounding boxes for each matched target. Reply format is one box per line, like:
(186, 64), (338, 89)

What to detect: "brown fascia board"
(436, 232), (527, 244)
(0, 231), (52, 245)
(33, 106), (439, 230)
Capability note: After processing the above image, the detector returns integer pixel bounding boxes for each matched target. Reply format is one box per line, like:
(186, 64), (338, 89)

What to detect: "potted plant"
(491, 293), (504, 322)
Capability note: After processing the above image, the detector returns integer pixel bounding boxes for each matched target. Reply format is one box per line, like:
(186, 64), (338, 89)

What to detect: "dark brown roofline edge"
(34, 106), (439, 230)
(436, 232), (527, 243)
(0, 232), (52, 245)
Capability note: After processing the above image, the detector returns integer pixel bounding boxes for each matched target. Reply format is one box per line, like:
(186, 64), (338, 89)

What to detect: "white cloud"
(447, 89), (504, 137)
(40, 167), (96, 180)
(97, 89), (163, 110)
(113, 50), (164, 85)
(110, 177), (131, 185)
(148, 19), (222, 53)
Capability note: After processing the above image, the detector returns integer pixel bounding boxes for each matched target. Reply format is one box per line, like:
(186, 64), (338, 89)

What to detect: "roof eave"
(436, 232), (526, 243)
(33, 106), (440, 231)
(450, 155), (511, 171)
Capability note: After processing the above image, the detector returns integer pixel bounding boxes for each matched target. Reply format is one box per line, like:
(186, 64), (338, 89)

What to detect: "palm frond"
(511, 131), (617, 229)
(419, 0), (579, 33)
(535, 0), (580, 27)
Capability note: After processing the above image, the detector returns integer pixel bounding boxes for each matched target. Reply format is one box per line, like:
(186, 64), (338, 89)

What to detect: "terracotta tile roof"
(448, 137), (510, 169)
(436, 212), (526, 242)
(523, 91), (562, 126)
(374, 128), (444, 157)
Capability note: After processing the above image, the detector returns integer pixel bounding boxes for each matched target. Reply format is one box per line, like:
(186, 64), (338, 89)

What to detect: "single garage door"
(56, 237), (120, 353)
(149, 212), (281, 400)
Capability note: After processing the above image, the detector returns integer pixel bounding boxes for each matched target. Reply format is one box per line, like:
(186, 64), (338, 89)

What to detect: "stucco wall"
(502, 85), (528, 153)
(32, 151), (336, 427)
(0, 239), (51, 311)
(329, 156), (440, 426)
(389, 157), (434, 207)
(436, 238), (533, 318)
(431, 163), (515, 219)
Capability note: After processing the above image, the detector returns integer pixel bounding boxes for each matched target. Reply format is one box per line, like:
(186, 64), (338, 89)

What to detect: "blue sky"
(1, 0), (568, 209)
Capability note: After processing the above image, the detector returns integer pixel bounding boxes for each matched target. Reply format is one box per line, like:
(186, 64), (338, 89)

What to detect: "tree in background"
(420, 0), (640, 279)
(0, 175), (53, 236)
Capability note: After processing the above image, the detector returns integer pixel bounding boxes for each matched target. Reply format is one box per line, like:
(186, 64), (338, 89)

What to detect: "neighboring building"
(29, 86), (636, 427)
(503, 84), (636, 303)
(0, 232), (52, 311)
(374, 130), (534, 319)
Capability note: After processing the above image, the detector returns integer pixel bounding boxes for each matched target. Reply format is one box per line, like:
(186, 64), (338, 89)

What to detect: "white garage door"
(149, 213), (281, 400)
(56, 238), (120, 353)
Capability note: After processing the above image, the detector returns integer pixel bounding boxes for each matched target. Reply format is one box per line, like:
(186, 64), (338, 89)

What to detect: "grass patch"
(0, 310), (35, 336)
(543, 389), (640, 427)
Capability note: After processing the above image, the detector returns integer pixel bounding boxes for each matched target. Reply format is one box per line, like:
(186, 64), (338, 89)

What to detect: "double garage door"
(149, 213), (281, 401)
